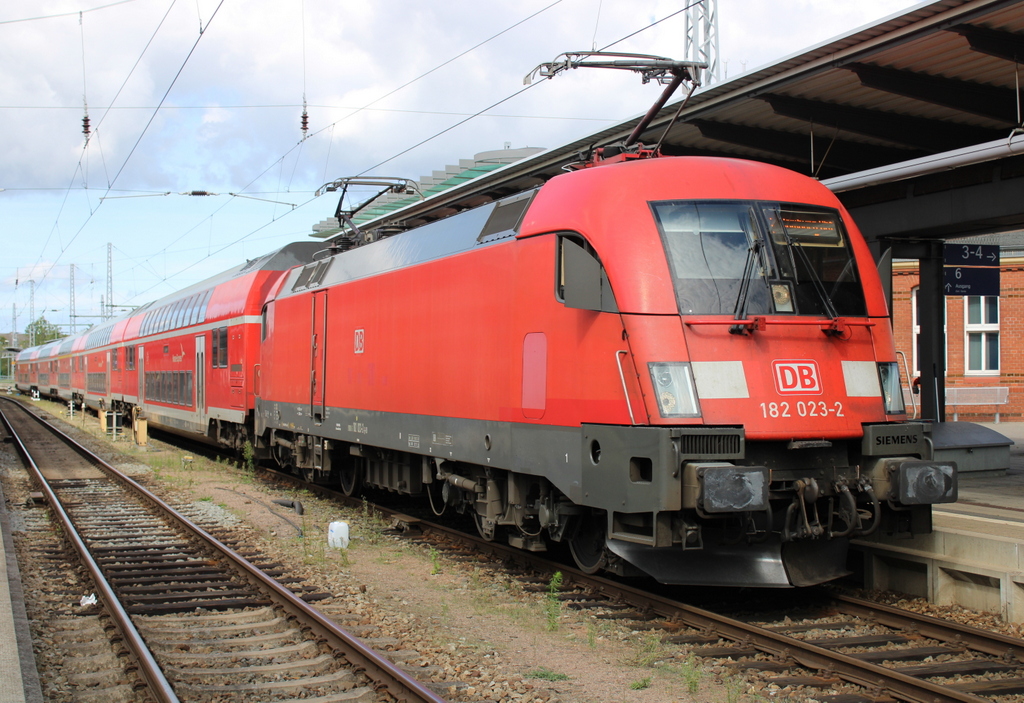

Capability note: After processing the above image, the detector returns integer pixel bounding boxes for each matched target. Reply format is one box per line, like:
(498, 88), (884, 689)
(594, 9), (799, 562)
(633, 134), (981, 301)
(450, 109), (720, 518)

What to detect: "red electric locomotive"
(14, 154), (955, 588)
(255, 154), (956, 588)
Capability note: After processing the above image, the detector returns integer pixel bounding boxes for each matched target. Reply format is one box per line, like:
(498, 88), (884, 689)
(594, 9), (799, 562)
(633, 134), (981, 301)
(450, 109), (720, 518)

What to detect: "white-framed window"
(965, 295), (999, 374)
(911, 286), (947, 376)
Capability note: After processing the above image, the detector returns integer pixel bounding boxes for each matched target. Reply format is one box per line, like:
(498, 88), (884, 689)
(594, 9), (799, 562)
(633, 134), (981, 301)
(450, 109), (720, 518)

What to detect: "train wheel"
(339, 462), (361, 496)
(569, 513), (608, 574)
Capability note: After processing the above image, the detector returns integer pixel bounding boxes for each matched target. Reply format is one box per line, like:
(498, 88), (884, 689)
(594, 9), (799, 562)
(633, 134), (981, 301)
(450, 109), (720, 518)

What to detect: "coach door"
(310, 291), (328, 426)
(195, 335), (207, 428)
(137, 347), (144, 401)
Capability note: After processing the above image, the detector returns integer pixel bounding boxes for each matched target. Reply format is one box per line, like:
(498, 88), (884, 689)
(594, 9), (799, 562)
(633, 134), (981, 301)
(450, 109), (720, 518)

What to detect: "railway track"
(282, 475), (1024, 703)
(0, 397), (448, 703)
(13, 396), (1024, 702)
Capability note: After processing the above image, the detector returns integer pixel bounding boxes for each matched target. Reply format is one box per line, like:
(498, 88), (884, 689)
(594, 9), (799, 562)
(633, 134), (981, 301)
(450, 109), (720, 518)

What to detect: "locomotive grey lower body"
(256, 399), (956, 588)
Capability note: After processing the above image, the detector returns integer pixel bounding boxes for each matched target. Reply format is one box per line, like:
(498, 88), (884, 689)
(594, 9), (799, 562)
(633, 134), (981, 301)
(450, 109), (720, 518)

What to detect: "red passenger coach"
(15, 242), (320, 449)
(254, 155), (957, 588)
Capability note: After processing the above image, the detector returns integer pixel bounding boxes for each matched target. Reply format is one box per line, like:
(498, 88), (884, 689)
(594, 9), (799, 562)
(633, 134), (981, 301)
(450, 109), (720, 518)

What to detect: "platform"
(853, 421), (1024, 622)
(0, 476), (43, 702)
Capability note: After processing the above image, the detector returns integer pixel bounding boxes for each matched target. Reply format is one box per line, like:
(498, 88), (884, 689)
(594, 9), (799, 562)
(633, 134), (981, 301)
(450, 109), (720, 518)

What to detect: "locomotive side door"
(137, 347), (144, 402)
(195, 335), (207, 431)
(310, 290), (328, 426)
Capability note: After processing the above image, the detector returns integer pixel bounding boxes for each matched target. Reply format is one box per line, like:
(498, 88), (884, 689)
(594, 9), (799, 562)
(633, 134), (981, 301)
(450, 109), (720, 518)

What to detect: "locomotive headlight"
(877, 362), (906, 415)
(648, 362), (701, 418)
(771, 282), (794, 313)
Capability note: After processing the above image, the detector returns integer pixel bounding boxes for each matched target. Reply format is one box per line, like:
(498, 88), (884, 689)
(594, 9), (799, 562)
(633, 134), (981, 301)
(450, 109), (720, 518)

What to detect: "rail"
(0, 399), (180, 703)
(0, 397), (449, 703)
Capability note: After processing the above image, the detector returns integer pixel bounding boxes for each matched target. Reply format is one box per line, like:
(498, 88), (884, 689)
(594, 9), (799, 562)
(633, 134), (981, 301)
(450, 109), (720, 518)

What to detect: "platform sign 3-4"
(943, 243), (1000, 297)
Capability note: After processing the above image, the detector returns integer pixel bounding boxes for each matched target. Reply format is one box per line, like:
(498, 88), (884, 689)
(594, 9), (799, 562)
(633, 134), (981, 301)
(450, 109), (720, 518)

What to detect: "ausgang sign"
(943, 243), (1000, 297)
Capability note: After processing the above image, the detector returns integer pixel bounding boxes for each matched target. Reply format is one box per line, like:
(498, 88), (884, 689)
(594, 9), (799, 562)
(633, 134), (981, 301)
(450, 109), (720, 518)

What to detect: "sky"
(0, 0), (922, 342)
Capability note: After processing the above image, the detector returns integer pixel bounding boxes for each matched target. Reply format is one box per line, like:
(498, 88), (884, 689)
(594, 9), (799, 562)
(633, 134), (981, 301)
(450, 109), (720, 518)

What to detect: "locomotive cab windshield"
(652, 201), (867, 318)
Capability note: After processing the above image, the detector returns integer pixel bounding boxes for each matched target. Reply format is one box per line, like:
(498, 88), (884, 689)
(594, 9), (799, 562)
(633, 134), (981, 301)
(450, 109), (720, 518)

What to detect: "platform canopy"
(348, 0), (1024, 242)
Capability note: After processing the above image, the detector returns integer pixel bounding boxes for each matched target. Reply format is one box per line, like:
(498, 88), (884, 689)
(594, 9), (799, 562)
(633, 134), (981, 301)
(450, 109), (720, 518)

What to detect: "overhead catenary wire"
(12, 2), (695, 323)
(79, 12), (90, 144)
(25, 0), (182, 285)
(25, 0), (224, 295)
(94, 1), (575, 303)
(0, 0), (136, 25)
(122, 3), (700, 303)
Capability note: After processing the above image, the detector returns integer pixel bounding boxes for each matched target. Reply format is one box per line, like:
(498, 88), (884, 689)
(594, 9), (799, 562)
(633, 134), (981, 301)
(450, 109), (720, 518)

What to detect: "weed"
(680, 653), (701, 693)
(544, 571), (563, 632)
(242, 440), (256, 474)
(587, 621), (597, 648)
(198, 496), (213, 502)
(725, 675), (747, 703)
(429, 546), (441, 575)
(629, 633), (668, 668)
(629, 676), (652, 690)
(525, 668), (570, 682)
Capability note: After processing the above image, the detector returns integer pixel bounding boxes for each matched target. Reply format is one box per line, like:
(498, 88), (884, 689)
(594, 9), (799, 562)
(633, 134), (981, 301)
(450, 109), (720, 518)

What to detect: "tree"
(25, 316), (64, 346)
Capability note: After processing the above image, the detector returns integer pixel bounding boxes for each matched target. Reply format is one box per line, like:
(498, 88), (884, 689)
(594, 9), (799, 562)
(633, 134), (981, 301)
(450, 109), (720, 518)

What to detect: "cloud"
(0, 0), (918, 331)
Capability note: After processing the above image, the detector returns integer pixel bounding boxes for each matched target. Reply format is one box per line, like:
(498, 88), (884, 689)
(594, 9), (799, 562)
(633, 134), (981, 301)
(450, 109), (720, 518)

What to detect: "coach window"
(187, 295), (198, 324)
(261, 306), (268, 341)
(966, 295), (999, 374)
(211, 329), (220, 367)
(197, 289), (212, 324)
(556, 233), (618, 312)
(170, 299), (182, 329)
(126, 345), (135, 371)
(181, 296), (194, 326)
(218, 326), (228, 367)
(172, 299), (185, 329)
(112, 348), (120, 371)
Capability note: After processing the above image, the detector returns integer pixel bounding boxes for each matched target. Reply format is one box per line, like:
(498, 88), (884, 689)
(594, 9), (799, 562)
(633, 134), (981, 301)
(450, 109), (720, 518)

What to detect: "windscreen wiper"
(730, 239), (763, 335)
(786, 235), (839, 319)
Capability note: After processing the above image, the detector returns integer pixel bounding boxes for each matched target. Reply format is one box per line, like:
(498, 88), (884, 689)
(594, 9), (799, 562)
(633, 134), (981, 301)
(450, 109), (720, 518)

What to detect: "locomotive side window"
(652, 201), (866, 318)
(556, 234), (618, 312)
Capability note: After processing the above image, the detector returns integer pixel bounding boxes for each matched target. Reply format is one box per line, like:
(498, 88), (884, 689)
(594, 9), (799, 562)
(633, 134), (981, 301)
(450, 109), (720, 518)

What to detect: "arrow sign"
(944, 265), (1000, 296)
(944, 243), (1000, 267)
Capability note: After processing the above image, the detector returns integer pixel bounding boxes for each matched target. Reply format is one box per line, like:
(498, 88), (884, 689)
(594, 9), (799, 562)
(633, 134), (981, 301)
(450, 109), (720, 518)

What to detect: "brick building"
(890, 234), (1024, 423)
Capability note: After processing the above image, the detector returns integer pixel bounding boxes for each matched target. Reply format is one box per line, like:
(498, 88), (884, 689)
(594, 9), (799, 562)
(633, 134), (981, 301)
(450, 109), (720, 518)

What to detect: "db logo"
(354, 329), (365, 354)
(772, 360), (822, 395)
